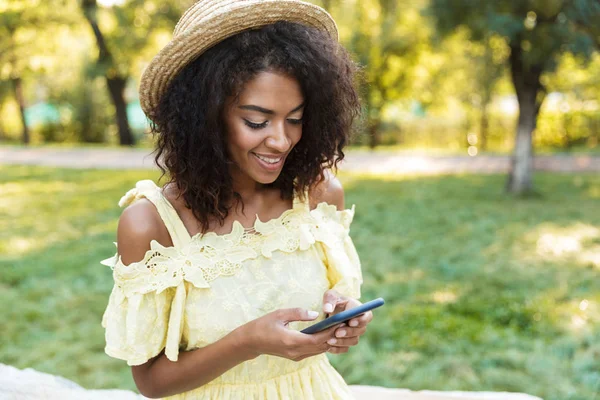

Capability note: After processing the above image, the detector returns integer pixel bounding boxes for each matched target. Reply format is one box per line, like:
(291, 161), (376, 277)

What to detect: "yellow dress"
(100, 179), (363, 399)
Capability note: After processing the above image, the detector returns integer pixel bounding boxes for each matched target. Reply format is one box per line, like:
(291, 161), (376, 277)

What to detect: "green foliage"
(428, 0), (600, 193)
(428, 0), (599, 75)
(374, 108), (599, 153)
(536, 110), (600, 149)
(47, 65), (116, 144)
(0, 1), (80, 80)
(1, 0), (599, 151)
(81, 0), (183, 79)
(319, 0), (429, 145)
(1, 165), (599, 399)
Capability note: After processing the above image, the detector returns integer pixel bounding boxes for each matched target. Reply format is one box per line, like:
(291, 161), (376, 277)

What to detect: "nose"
(266, 122), (291, 153)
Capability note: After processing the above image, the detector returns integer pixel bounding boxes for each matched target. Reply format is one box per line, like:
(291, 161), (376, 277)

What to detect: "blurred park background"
(1, 0), (600, 399)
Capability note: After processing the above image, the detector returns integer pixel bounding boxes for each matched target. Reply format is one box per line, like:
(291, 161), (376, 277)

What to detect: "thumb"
(322, 289), (343, 314)
(278, 307), (320, 323)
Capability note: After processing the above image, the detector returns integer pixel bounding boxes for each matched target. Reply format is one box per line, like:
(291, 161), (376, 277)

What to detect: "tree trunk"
(506, 43), (544, 195)
(368, 119), (380, 149)
(0, 111), (5, 141)
(479, 104), (488, 151)
(82, 0), (135, 146)
(106, 76), (134, 145)
(507, 92), (536, 193)
(12, 77), (30, 145)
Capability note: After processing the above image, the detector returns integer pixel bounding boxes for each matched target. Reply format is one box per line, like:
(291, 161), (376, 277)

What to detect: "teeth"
(255, 154), (282, 164)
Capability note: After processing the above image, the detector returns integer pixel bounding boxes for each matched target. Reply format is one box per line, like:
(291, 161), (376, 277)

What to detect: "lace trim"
(118, 179), (310, 240)
(101, 201), (356, 296)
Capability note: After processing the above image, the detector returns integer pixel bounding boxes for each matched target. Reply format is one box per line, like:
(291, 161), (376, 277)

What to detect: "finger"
(345, 298), (362, 308)
(298, 334), (337, 357)
(294, 322), (346, 345)
(361, 310), (374, 324)
(313, 322), (346, 342)
(279, 307), (320, 323)
(335, 326), (366, 338)
(347, 310), (373, 327)
(327, 336), (359, 347)
(339, 298), (361, 315)
(327, 346), (349, 354)
(301, 343), (332, 358)
(322, 289), (343, 314)
(297, 345), (332, 361)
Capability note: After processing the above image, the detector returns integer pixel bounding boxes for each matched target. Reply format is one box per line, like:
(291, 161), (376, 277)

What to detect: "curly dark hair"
(148, 21), (362, 236)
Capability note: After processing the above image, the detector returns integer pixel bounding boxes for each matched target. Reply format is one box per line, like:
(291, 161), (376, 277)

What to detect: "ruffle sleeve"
(100, 240), (211, 366)
(309, 203), (363, 300)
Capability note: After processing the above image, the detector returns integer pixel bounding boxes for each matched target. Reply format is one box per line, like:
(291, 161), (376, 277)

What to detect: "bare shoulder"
(117, 199), (173, 265)
(308, 170), (345, 211)
(117, 200), (172, 372)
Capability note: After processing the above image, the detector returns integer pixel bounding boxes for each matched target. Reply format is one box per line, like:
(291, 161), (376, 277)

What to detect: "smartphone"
(300, 297), (385, 334)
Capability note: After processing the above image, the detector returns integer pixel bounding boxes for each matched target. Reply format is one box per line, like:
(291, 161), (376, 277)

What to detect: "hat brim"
(139, 0), (338, 119)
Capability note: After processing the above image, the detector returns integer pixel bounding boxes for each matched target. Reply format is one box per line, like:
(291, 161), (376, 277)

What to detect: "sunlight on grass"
(431, 290), (459, 304)
(380, 269), (426, 284)
(2, 166), (599, 400)
(339, 171), (424, 183)
(4, 237), (36, 255)
(1, 180), (78, 198)
(524, 223), (600, 268)
(587, 185), (600, 198)
(565, 298), (599, 334)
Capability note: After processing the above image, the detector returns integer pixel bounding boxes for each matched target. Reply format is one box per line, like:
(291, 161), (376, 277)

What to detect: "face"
(223, 70), (304, 187)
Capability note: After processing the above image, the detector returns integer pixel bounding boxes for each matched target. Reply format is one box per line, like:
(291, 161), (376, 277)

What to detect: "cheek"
(294, 129), (303, 144)
(228, 125), (262, 155)
(290, 129), (302, 149)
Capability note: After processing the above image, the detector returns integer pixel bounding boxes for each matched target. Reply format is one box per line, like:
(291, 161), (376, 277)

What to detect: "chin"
(247, 153), (286, 184)
(253, 172), (280, 185)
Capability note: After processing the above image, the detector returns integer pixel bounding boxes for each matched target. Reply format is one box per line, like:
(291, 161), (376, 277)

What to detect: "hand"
(322, 289), (374, 354)
(236, 308), (344, 362)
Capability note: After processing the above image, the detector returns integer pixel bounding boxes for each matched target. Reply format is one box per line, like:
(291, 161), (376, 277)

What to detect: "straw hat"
(139, 0), (339, 118)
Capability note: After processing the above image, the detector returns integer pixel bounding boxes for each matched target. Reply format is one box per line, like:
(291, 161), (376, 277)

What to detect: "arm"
(132, 331), (255, 398)
(116, 201), (256, 398)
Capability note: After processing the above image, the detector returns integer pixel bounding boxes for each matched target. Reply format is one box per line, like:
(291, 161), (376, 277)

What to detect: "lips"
(252, 152), (284, 171)
(253, 153), (284, 164)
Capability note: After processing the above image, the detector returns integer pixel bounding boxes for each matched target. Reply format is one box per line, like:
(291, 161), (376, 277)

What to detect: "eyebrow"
(238, 102), (305, 115)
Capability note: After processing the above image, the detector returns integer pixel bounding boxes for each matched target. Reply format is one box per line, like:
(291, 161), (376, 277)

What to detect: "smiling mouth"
(253, 153), (284, 164)
(252, 152), (286, 171)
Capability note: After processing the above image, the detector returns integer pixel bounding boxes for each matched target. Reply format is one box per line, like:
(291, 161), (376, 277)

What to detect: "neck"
(229, 166), (272, 203)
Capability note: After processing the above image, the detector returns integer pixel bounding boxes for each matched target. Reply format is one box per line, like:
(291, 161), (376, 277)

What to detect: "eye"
(244, 119), (268, 130)
(288, 118), (303, 125)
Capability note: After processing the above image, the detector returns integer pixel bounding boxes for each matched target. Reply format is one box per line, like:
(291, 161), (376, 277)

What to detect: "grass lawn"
(1, 165), (599, 400)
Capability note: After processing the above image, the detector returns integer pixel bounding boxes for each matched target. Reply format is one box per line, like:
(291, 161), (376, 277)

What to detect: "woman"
(97, 1), (543, 400)
(101, 0), (370, 398)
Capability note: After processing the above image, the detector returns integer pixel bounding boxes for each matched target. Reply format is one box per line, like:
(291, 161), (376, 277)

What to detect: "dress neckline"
(157, 184), (309, 243)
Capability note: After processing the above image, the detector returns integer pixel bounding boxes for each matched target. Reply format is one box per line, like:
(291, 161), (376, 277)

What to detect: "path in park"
(1, 146), (599, 174)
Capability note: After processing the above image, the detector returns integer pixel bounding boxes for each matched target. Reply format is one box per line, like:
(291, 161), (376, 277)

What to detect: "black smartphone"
(300, 297), (385, 334)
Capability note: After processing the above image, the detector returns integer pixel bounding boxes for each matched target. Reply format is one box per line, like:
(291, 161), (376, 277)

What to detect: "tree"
(0, 1), (76, 144)
(572, 1), (600, 49)
(0, 80), (11, 140)
(469, 34), (509, 151)
(429, 0), (599, 194)
(81, 0), (132, 145)
(327, 0), (426, 148)
(411, 28), (509, 151)
(80, 0), (183, 145)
